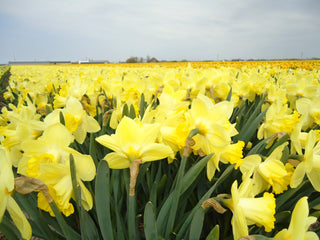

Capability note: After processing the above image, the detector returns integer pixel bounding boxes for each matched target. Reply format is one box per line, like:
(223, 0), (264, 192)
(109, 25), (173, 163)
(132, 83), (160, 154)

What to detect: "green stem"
(164, 129), (199, 238)
(128, 195), (137, 240)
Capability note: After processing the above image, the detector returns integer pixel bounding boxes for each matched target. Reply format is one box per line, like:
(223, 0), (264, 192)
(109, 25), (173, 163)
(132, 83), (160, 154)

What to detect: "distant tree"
(126, 57), (139, 63)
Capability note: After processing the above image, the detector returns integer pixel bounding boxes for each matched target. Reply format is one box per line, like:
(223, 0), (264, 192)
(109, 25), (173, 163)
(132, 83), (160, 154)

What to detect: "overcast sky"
(1, 0), (319, 64)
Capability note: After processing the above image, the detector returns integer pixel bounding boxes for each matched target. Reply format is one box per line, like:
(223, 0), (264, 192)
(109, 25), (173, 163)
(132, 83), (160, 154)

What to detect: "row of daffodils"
(0, 62), (320, 239)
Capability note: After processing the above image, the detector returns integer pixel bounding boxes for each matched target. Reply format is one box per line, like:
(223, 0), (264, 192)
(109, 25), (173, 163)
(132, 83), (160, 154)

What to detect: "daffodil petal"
(74, 123), (87, 144)
(79, 181), (93, 210)
(86, 116), (101, 133)
(141, 143), (174, 162)
(7, 196), (32, 240)
(290, 162), (306, 188)
(116, 117), (140, 146)
(104, 152), (131, 169)
(140, 123), (160, 145)
(96, 134), (121, 152)
(41, 123), (74, 146)
(72, 153), (96, 181)
(307, 169), (320, 191)
(0, 186), (7, 221)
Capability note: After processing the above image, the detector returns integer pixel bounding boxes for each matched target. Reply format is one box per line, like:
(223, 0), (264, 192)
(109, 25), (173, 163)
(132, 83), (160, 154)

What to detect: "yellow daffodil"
(258, 100), (300, 139)
(95, 116), (174, 169)
(185, 94), (239, 180)
(239, 144), (293, 195)
(257, 143), (293, 194)
(0, 147), (32, 240)
(0, 104), (45, 167)
(223, 180), (276, 239)
(291, 130), (320, 191)
(45, 96), (100, 143)
(18, 123), (95, 216)
(275, 197), (318, 240)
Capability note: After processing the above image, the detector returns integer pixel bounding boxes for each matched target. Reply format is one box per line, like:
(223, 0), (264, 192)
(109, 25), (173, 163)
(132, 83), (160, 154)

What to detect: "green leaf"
(247, 136), (271, 155)
(275, 211), (291, 225)
(129, 104), (136, 119)
(59, 111), (65, 125)
(70, 154), (79, 207)
(80, 209), (100, 240)
(144, 202), (158, 240)
(165, 154), (189, 238)
(181, 153), (213, 194)
(139, 93), (147, 119)
(226, 87), (232, 101)
(156, 194), (173, 236)
(237, 108), (267, 143)
(276, 180), (311, 212)
(13, 193), (56, 239)
(0, 216), (20, 240)
(95, 161), (114, 240)
(122, 103), (129, 117)
(49, 201), (81, 240)
(189, 207), (205, 240)
(249, 235), (275, 240)
(89, 133), (99, 167)
(266, 134), (289, 156)
(175, 164), (234, 239)
(205, 225), (219, 240)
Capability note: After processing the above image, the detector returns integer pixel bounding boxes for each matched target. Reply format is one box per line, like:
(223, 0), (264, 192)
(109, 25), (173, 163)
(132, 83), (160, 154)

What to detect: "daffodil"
(239, 144), (293, 195)
(45, 96), (100, 144)
(18, 123), (95, 216)
(257, 143), (293, 194)
(223, 180), (276, 240)
(0, 147), (32, 240)
(275, 197), (318, 240)
(96, 116), (174, 169)
(258, 100), (300, 139)
(0, 104), (45, 167)
(291, 130), (320, 191)
(184, 94), (239, 180)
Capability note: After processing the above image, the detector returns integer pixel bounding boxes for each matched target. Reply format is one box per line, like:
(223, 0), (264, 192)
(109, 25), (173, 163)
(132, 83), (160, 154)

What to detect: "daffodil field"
(1, 60), (320, 240)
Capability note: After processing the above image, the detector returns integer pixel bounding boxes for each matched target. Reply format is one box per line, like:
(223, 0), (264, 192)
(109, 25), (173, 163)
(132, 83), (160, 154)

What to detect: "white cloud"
(1, 0), (320, 62)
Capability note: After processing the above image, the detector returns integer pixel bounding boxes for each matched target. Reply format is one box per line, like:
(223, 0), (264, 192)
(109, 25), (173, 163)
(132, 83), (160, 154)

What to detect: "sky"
(1, 0), (320, 64)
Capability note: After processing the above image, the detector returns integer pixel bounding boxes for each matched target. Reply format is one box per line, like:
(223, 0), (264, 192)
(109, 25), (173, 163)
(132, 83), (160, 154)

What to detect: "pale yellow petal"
(43, 110), (60, 126)
(207, 124), (230, 148)
(7, 196), (32, 240)
(206, 158), (217, 181)
(191, 96), (209, 119)
(73, 123), (86, 144)
(140, 123), (160, 145)
(95, 134), (121, 152)
(72, 153), (96, 181)
(0, 186), (7, 221)
(40, 123), (74, 146)
(304, 231), (319, 240)
(141, 143), (174, 162)
(212, 100), (234, 119)
(38, 163), (69, 185)
(0, 148), (14, 192)
(104, 152), (131, 169)
(232, 207), (248, 240)
(116, 116), (140, 146)
(79, 181), (93, 210)
(290, 162), (306, 188)
(85, 116), (101, 133)
(268, 142), (288, 160)
(240, 154), (261, 175)
(288, 197), (308, 235)
(65, 96), (83, 113)
(307, 169), (320, 192)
